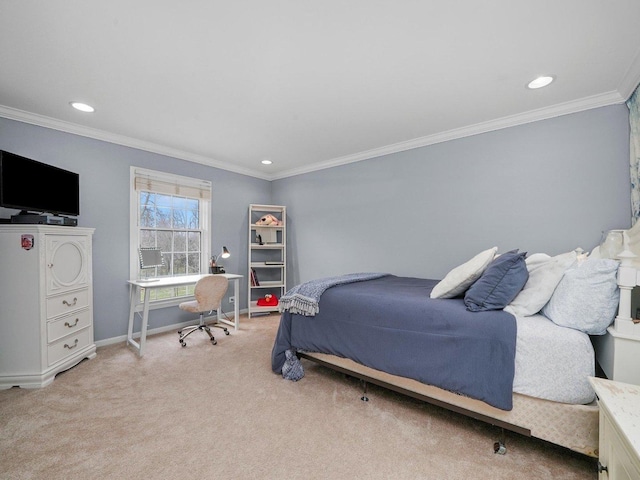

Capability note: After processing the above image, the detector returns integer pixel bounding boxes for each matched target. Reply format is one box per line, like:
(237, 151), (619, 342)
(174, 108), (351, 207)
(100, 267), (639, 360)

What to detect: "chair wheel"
(180, 341), (187, 347)
(211, 339), (217, 345)
(225, 331), (230, 335)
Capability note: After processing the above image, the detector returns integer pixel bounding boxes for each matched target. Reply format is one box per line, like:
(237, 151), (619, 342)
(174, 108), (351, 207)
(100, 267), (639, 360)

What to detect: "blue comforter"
(271, 275), (517, 410)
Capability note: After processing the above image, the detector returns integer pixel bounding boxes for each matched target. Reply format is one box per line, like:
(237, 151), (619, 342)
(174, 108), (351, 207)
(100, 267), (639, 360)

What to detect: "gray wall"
(0, 117), (272, 341)
(272, 105), (631, 285)
(0, 103), (632, 341)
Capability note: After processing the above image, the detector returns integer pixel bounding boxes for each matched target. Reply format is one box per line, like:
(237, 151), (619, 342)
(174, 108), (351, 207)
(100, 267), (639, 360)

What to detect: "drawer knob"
(62, 297), (78, 307)
(64, 318), (79, 328)
(598, 461), (608, 473)
(64, 339), (79, 350)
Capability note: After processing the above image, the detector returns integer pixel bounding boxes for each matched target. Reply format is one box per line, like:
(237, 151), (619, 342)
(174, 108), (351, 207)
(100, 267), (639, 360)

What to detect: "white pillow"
(504, 250), (577, 317)
(430, 247), (498, 299)
(541, 258), (620, 335)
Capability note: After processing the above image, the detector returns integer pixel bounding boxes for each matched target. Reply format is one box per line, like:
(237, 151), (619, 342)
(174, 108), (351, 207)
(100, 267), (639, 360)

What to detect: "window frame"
(129, 166), (211, 308)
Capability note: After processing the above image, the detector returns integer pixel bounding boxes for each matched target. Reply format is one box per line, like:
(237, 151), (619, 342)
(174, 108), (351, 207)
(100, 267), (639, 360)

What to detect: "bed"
(271, 247), (623, 458)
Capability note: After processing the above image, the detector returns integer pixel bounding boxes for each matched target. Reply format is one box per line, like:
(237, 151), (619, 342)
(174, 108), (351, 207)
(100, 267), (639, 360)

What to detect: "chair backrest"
(193, 275), (229, 312)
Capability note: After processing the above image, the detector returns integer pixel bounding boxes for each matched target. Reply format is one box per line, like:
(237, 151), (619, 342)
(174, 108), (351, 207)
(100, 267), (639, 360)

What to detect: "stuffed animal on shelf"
(257, 293), (278, 306)
(256, 214), (282, 226)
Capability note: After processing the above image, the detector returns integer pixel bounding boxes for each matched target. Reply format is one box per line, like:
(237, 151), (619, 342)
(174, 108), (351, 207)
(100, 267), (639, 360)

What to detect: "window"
(130, 167), (211, 303)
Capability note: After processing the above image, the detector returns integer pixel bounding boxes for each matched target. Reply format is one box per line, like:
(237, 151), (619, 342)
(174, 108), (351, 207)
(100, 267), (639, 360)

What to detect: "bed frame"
(298, 351), (599, 457)
(294, 230), (640, 458)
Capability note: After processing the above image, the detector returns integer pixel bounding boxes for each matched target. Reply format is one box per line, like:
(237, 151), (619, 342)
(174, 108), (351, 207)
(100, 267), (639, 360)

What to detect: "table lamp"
(210, 246), (230, 274)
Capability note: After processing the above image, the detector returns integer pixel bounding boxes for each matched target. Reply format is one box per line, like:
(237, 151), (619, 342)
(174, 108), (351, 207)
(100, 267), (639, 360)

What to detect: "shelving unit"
(248, 204), (286, 317)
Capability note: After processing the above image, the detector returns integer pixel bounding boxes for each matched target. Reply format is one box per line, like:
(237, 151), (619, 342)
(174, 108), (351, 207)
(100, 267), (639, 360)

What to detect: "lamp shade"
(220, 246), (230, 259)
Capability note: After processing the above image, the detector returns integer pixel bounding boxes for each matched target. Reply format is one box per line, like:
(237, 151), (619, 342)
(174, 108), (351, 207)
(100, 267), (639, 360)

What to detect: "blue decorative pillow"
(464, 251), (529, 312)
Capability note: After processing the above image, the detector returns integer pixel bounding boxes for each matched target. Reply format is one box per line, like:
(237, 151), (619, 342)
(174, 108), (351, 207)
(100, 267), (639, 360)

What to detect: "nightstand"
(589, 377), (640, 479)
(592, 252), (640, 385)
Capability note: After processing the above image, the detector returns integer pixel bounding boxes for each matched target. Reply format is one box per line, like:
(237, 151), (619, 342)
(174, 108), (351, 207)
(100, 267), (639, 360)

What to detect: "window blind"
(133, 169), (211, 200)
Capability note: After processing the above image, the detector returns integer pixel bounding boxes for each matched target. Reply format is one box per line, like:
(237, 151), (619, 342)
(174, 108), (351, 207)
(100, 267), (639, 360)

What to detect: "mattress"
(513, 314), (595, 404)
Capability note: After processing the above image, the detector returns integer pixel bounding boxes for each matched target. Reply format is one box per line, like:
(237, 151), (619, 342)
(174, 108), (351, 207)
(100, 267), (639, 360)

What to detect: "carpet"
(0, 314), (597, 479)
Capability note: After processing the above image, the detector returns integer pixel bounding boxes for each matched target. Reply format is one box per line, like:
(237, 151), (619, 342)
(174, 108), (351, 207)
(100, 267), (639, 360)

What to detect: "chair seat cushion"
(179, 300), (201, 313)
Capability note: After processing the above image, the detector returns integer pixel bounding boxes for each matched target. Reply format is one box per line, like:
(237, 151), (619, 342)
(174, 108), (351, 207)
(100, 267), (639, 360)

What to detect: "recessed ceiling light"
(261, 159), (272, 165)
(70, 102), (95, 113)
(527, 76), (555, 89)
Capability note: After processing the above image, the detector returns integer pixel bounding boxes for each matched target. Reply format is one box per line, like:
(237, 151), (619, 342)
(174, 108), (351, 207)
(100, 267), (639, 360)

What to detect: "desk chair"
(178, 275), (230, 346)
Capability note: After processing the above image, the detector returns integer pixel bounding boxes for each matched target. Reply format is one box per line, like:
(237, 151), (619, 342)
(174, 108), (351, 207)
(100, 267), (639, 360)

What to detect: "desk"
(127, 273), (242, 357)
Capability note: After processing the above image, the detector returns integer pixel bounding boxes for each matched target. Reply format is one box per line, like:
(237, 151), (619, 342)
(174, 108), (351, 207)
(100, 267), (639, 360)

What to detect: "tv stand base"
(11, 214), (77, 226)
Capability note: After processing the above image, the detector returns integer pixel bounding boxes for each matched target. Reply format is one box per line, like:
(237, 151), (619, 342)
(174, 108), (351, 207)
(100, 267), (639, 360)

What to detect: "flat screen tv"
(0, 150), (80, 216)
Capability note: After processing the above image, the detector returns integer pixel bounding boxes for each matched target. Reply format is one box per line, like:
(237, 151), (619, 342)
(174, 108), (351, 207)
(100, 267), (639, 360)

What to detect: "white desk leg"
(233, 278), (239, 331)
(138, 287), (151, 357)
(127, 284), (141, 352)
(217, 278), (241, 331)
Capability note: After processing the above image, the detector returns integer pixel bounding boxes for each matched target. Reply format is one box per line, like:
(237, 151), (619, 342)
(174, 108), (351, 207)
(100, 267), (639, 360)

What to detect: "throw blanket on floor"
(278, 272), (389, 316)
(281, 349), (304, 381)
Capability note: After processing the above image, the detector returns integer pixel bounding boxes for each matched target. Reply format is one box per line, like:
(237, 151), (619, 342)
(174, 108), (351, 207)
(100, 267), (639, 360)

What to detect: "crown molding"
(269, 90), (627, 180)
(0, 105), (271, 180)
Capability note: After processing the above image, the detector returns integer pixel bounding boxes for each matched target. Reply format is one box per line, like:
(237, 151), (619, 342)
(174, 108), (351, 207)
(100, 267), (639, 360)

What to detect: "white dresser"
(590, 377), (640, 479)
(0, 225), (96, 389)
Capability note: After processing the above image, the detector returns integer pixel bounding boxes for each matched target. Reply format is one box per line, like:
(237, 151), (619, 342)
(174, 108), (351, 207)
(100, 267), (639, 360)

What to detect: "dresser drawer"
(47, 308), (91, 343)
(46, 288), (90, 319)
(47, 327), (93, 366)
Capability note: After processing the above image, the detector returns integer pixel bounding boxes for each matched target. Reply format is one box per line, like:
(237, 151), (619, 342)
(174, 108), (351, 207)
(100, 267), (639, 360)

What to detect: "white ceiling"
(1, 1), (640, 180)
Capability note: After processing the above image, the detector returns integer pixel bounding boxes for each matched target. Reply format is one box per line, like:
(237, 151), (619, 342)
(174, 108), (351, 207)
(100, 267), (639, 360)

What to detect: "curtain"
(628, 84), (640, 225)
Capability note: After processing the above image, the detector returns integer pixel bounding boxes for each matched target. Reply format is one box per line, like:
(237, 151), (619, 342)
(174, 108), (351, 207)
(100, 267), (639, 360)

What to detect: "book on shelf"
(250, 268), (260, 286)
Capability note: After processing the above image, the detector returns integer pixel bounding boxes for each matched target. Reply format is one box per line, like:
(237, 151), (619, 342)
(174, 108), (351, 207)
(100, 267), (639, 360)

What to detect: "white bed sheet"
(513, 313), (595, 404)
